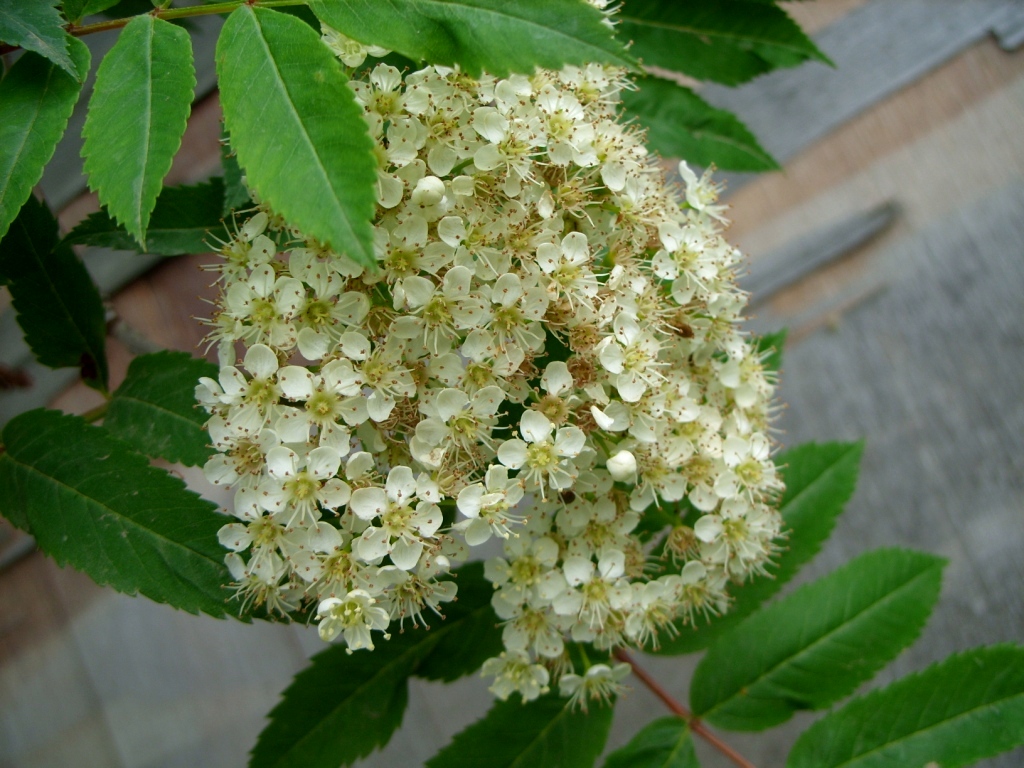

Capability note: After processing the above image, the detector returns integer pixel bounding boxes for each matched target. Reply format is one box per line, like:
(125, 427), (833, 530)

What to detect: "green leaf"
(754, 328), (787, 373)
(0, 0), (77, 78)
(220, 128), (251, 215)
(426, 694), (614, 768)
(621, 77), (778, 171)
(217, 6), (376, 268)
(0, 195), (108, 390)
(63, 0), (122, 23)
(788, 645), (1024, 768)
(82, 14), (195, 247)
(604, 717), (699, 768)
(250, 561), (500, 768)
(64, 178), (227, 255)
(309, 0), (635, 78)
(250, 628), (433, 768)
(619, 0), (828, 87)
(690, 548), (946, 731)
(103, 351), (217, 467)
(415, 561), (504, 682)
(654, 441), (863, 654)
(0, 409), (234, 618)
(0, 38), (89, 240)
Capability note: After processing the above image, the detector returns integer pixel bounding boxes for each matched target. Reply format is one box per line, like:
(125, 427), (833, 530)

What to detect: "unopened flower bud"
(607, 450), (637, 481)
(411, 175), (445, 206)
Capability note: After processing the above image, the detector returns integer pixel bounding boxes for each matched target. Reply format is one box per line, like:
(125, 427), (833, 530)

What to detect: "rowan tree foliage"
(1, 2), (1021, 767)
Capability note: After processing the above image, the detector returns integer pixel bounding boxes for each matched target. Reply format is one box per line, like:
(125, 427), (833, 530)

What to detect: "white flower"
(349, 466), (442, 570)
(455, 464), (525, 545)
(497, 411), (585, 493)
(257, 445), (348, 527)
(481, 650), (550, 702)
(678, 161), (727, 222)
(558, 662), (630, 711)
(552, 549), (631, 631)
(316, 590), (391, 650)
(203, 61), (785, 673)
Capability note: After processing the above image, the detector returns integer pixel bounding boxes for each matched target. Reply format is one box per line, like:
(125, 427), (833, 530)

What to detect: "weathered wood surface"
(707, 0), (1024, 169)
(2, 5), (1024, 768)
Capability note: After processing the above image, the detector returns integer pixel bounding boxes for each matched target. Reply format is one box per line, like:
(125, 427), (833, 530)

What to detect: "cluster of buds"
(197, 28), (784, 705)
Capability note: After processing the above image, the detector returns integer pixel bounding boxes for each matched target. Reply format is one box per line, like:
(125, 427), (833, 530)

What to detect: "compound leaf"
(251, 561), (500, 768)
(426, 693), (613, 768)
(691, 548), (946, 731)
(64, 178), (227, 255)
(0, 409), (234, 618)
(414, 561), (504, 682)
(0, 0), (77, 77)
(82, 14), (195, 247)
(220, 127), (251, 215)
(0, 194), (108, 389)
(63, 0), (122, 24)
(309, 0), (635, 78)
(621, 76), (777, 171)
(104, 350), (217, 466)
(0, 38), (89, 240)
(217, 6), (377, 267)
(754, 328), (788, 373)
(604, 717), (699, 768)
(655, 441), (864, 654)
(620, 0), (828, 87)
(788, 645), (1024, 768)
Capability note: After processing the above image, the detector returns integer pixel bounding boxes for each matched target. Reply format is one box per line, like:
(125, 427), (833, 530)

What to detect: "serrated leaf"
(415, 561), (504, 681)
(788, 645), (1024, 768)
(250, 628), (433, 768)
(426, 694), (614, 768)
(0, 38), (89, 240)
(620, 0), (828, 87)
(621, 77), (778, 171)
(82, 14), (195, 246)
(0, 195), (108, 389)
(690, 548), (946, 731)
(654, 441), (863, 654)
(309, 0), (635, 78)
(754, 328), (787, 372)
(251, 561), (499, 768)
(604, 717), (699, 768)
(103, 351), (217, 466)
(63, 0), (122, 23)
(217, 6), (376, 268)
(64, 178), (226, 255)
(220, 128), (251, 215)
(0, 409), (234, 618)
(0, 0), (77, 78)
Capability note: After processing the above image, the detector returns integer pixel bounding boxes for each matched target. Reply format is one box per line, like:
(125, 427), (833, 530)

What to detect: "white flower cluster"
(197, 30), (783, 702)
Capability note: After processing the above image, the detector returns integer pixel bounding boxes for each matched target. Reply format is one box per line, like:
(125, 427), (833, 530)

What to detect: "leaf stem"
(614, 649), (758, 768)
(0, 1), (308, 56)
(79, 401), (109, 423)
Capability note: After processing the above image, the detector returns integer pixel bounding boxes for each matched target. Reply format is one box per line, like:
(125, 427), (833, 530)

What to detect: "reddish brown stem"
(0, 1), (304, 57)
(614, 649), (757, 768)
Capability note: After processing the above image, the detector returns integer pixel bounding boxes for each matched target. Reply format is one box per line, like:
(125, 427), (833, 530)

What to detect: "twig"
(0, 1), (307, 56)
(614, 649), (758, 768)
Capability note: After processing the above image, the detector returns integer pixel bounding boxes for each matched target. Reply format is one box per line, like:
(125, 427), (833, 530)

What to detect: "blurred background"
(2, 1), (1022, 766)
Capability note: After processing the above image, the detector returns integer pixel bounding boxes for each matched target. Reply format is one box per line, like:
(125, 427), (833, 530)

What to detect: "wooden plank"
(777, 182), (1024, 766)
(706, 0), (1024, 174)
(741, 200), (897, 305)
(0, 554), (123, 768)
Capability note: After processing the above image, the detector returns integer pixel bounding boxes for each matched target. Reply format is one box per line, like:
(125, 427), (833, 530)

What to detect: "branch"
(0, 0), (307, 56)
(614, 649), (758, 768)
